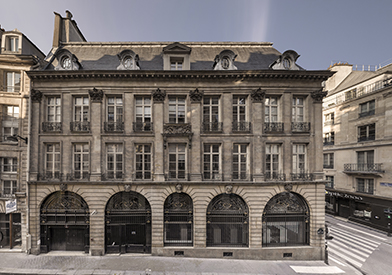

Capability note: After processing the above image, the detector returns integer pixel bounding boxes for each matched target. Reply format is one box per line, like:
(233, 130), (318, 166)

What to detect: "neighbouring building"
(323, 62), (392, 232)
(0, 26), (45, 251)
(26, 11), (332, 260)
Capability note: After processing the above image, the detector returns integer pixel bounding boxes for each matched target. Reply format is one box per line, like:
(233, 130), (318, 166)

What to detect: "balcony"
(290, 173), (314, 181)
(101, 172), (123, 181)
(358, 135), (375, 142)
(202, 122), (223, 133)
(66, 172), (90, 181)
(104, 121), (124, 132)
(38, 172), (64, 181)
(344, 163), (384, 175)
(133, 172), (152, 180)
(323, 140), (334, 146)
(231, 173), (252, 181)
(291, 122), (310, 133)
(232, 121), (251, 133)
(42, 122), (62, 132)
(70, 121), (90, 132)
(203, 172), (223, 181)
(264, 122), (284, 133)
(133, 122), (153, 132)
(264, 172), (286, 181)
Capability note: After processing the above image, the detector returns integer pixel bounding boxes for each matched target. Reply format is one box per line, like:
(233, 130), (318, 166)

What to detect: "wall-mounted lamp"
(7, 134), (28, 144)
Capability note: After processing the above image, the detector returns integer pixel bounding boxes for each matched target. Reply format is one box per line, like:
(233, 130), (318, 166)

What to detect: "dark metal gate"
(40, 191), (89, 253)
(105, 191), (151, 254)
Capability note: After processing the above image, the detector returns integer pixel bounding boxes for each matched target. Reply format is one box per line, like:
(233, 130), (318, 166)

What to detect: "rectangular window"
(203, 96), (220, 132)
(106, 144), (123, 179)
(135, 144), (152, 180)
(5, 72), (21, 93)
(324, 112), (334, 125)
(45, 143), (61, 178)
(323, 132), (335, 145)
(292, 144), (306, 173)
(326, 176), (334, 188)
(357, 150), (374, 164)
(359, 100), (375, 117)
(233, 96), (246, 122)
(358, 124), (375, 142)
(170, 57), (183, 70)
(265, 96), (279, 122)
(1, 158), (17, 173)
(357, 178), (374, 194)
(292, 96), (304, 122)
(168, 144), (186, 180)
(169, 96), (186, 123)
(74, 96), (89, 122)
(2, 180), (17, 196)
(6, 36), (19, 52)
(134, 96), (152, 131)
(107, 96), (123, 122)
(232, 144), (248, 180)
(323, 153), (334, 169)
(47, 96), (61, 122)
(203, 144), (221, 180)
(265, 144), (282, 179)
(73, 144), (89, 179)
(2, 106), (19, 141)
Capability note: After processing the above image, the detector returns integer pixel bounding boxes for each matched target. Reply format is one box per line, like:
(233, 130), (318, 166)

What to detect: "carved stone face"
(61, 56), (72, 70)
(225, 185), (233, 194)
(175, 184), (183, 192)
(221, 57), (230, 69)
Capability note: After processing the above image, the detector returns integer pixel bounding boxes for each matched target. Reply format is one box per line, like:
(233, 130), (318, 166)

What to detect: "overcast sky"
(1, 0), (391, 70)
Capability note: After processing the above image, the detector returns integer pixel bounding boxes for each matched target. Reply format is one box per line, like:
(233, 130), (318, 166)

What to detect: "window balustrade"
(42, 122), (62, 132)
(291, 122), (310, 132)
(264, 122), (284, 133)
(70, 121), (90, 132)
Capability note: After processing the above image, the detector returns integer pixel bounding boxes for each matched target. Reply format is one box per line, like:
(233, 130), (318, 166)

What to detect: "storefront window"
(0, 213), (21, 249)
(353, 202), (371, 220)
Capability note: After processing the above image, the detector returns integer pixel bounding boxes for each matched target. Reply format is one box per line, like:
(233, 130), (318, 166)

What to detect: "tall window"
(323, 132), (335, 145)
(6, 36), (19, 52)
(358, 124), (375, 142)
(73, 144), (89, 179)
(357, 150), (374, 171)
(135, 96), (152, 131)
(359, 100), (375, 117)
(265, 96), (279, 122)
(1, 158), (17, 173)
(326, 176), (334, 189)
(292, 96), (304, 122)
(357, 178), (374, 194)
(203, 144), (221, 180)
(265, 144), (282, 180)
(164, 193), (193, 246)
(72, 96), (89, 131)
(170, 57), (183, 70)
(2, 106), (19, 141)
(5, 72), (21, 93)
(168, 144), (186, 180)
(203, 96), (220, 132)
(106, 96), (123, 132)
(2, 180), (17, 196)
(47, 96), (61, 122)
(106, 144), (123, 179)
(232, 144), (248, 180)
(324, 112), (334, 125)
(45, 143), (60, 178)
(292, 144), (306, 173)
(323, 153), (334, 169)
(169, 96), (185, 123)
(135, 144), (151, 180)
(233, 96), (249, 131)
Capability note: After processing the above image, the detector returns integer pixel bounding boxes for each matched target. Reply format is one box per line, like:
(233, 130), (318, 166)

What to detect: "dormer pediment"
(163, 42), (192, 54)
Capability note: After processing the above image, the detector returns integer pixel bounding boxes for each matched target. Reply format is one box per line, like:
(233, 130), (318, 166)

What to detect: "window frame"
(265, 144), (282, 178)
(6, 36), (19, 52)
(292, 96), (305, 122)
(232, 143), (249, 180)
(105, 143), (123, 180)
(358, 123), (375, 142)
(292, 144), (307, 174)
(5, 71), (21, 93)
(203, 144), (221, 180)
(72, 143), (90, 179)
(265, 96), (280, 123)
(168, 143), (187, 180)
(135, 144), (152, 180)
(232, 95), (247, 123)
(359, 100), (375, 117)
(1, 157), (17, 173)
(326, 176), (334, 189)
(45, 143), (61, 177)
(2, 105), (19, 142)
(2, 180), (17, 196)
(323, 153), (334, 169)
(356, 178), (374, 194)
(168, 96), (186, 124)
(73, 96), (90, 122)
(47, 96), (61, 122)
(107, 96), (123, 122)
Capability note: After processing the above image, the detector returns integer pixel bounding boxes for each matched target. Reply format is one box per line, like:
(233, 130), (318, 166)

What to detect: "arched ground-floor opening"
(105, 191), (151, 254)
(40, 191), (89, 253)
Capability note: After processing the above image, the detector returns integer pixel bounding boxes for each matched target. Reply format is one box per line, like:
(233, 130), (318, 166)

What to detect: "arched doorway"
(105, 191), (151, 253)
(164, 193), (193, 246)
(40, 191), (89, 253)
(206, 193), (248, 247)
(262, 192), (310, 247)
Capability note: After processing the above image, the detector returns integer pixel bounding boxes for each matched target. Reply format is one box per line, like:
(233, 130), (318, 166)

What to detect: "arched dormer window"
(270, 50), (302, 70)
(213, 50), (237, 70)
(117, 49), (140, 70)
(54, 49), (81, 71)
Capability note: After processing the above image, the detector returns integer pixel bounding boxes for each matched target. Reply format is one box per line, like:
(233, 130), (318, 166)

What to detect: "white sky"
(1, 0), (391, 70)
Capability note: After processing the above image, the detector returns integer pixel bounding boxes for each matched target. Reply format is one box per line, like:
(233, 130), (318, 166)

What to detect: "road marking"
(331, 227), (381, 246)
(329, 249), (363, 268)
(290, 266), (345, 274)
(328, 256), (347, 266)
(337, 223), (387, 240)
(328, 240), (370, 258)
(328, 242), (367, 262)
(329, 230), (376, 253)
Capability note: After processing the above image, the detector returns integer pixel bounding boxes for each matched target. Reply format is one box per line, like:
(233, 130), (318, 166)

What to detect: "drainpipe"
(26, 84), (32, 254)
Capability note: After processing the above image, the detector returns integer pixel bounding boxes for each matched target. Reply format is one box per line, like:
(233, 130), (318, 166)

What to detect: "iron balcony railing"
(203, 172), (223, 181)
(290, 173), (314, 181)
(291, 122), (310, 132)
(323, 140), (334, 146)
(264, 172), (286, 181)
(133, 122), (153, 132)
(133, 172), (152, 180)
(165, 173), (190, 181)
(38, 172), (64, 181)
(232, 121), (251, 132)
(344, 163), (384, 173)
(104, 121), (124, 132)
(202, 122), (223, 133)
(323, 164), (334, 169)
(70, 121), (90, 132)
(231, 173), (252, 181)
(264, 122), (284, 133)
(358, 135), (375, 142)
(101, 172), (124, 181)
(42, 122), (62, 132)
(66, 172), (90, 181)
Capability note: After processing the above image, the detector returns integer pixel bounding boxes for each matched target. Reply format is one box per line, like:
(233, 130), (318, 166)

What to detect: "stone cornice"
(27, 70), (333, 81)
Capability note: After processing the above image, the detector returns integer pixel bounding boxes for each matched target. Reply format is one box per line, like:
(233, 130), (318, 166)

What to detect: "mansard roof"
(43, 41), (283, 71)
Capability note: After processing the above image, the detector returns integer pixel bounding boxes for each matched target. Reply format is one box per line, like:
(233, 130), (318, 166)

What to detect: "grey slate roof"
(332, 70), (376, 94)
(45, 42), (285, 71)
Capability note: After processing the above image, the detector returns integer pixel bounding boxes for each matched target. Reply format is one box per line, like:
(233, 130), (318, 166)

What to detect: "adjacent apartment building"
(26, 11), (332, 260)
(323, 62), (392, 233)
(0, 27), (45, 250)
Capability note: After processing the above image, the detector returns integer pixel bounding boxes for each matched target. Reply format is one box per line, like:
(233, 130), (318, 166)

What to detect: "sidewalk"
(0, 251), (359, 275)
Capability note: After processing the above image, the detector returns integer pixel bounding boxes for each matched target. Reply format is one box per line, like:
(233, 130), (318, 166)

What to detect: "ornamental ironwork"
(164, 193), (192, 211)
(291, 122), (310, 132)
(290, 173), (313, 181)
(42, 122), (62, 132)
(88, 87), (104, 102)
(41, 191), (89, 212)
(31, 89), (42, 103)
(250, 88), (266, 102)
(189, 88), (204, 102)
(133, 122), (153, 132)
(162, 123), (193, 149)
(263, 192), (308, 214)
(106, 191), (151, 211)
(207, 194), (248, 213)
(311, 89), (328, 102)
(152, 88), (166, 102)
(264, 122), (284, 133)
(202, 122), (223, 133)
(264, 172), (286, 181)
(104, 121), (124, 132)
(70, 121), (90, 132)
(232, 121), (251, 132)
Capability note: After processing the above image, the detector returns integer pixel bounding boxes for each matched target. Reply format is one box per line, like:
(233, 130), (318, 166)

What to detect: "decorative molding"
(124, 184), (132, 192)
(162, 123), (193, 149)
(225, 185), (233, 194)
(250, 88), (266, 102)
(89, 87), (104, 102)
(59, 183), (67, 191)
(152, 88), (166, 102)
(175, 184), (183, 193)
(284, 183), (293, 192)
(311, 89), (328, 103)
(31, 89), (42, 103)
(189, 88), (204, 102)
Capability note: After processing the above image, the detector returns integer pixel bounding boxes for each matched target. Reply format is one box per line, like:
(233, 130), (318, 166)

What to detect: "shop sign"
(326, 191), (363, 201)
(380, 182), (392, 187)
(5, 199), (17, 214)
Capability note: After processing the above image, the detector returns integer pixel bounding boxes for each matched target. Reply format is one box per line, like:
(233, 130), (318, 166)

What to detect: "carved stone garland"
(31, 89), (42, 103)
(89, 87), (104, 103)
(152, 88), (166, 102)
(189, 88), (204, 102)
(162, 124), (193, 149)
(250, 88), (266, 103)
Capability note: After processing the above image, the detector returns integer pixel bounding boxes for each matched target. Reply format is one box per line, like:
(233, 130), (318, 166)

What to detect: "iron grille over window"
(262, 192), (309, 247)
(206, 194), (249, 247)
(164, 193), (193, 246)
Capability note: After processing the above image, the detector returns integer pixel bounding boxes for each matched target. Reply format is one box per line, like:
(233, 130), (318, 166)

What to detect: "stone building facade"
(26, 11), (332, 260)
(323, 63), (392, 233)
(0, 27), (45, 251)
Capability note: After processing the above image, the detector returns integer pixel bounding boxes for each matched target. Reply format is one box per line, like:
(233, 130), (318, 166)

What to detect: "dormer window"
(163, 42), (191, 70)
(55, 49), (81, 71)
(282, 58), (291, 69)
(7, 36), (19, 52)
(61, 56), (72, 70)
(213, 50), (237, 70)
(270, 50), (302, 70)
(117, 50), (140, 70)
(123, 57), (134, 69)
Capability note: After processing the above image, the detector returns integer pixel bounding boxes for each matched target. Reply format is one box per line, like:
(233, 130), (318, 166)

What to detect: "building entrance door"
(50, 226), (86, 251)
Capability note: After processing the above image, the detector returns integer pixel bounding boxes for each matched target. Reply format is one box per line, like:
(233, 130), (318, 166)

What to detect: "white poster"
(5, 199), (17, 214)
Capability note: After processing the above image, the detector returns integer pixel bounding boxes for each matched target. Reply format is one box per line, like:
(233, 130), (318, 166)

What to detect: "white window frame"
(326, 176), (334, 189)
(324, 112), (334, 125)
(1, 157), (17, 173)
(2, 105), (19, 142)
(292, 96), (305, 122)
(203, 144), (221, 180)
(73, 143), (89, 179)
(6, 36), (19, 52)
(47, 96), (61, 122)
(5, 72), (21, 93)
(232, 96), (247, 122)
(168, 96), (186, 123)
(359, 100), (375, 117)
(323, 153), (334, 169)
(106, 143), (123, 179)
(265, 96), (279, 122)
(2, 180), (17, 196)
(292, 144), (307, 173)
(356, 178), (374, 194)
(170, 57), (183, 70)
(45, 143), (61, 176)
(73, 96), (89, 122)
(135, 144), (152, 180)
(203, 96), (220, 123)
(232, 144), (249, 180)
(135, 96), (152, 123)
(168, 143), (187, 180)
(107, 96), (123, 122)
(265, 144), (281, 176)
